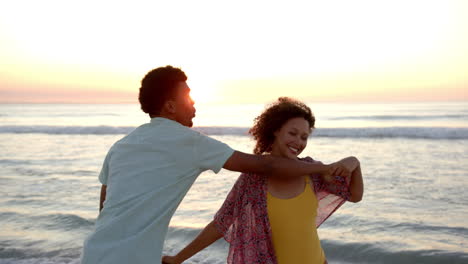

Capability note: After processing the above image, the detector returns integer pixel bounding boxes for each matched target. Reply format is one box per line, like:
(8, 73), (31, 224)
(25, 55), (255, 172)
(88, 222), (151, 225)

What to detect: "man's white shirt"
(81, 118), (234, 264)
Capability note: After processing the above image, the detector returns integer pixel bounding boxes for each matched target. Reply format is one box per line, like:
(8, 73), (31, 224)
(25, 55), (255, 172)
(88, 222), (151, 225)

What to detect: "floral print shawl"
(213, 157), (351, 264)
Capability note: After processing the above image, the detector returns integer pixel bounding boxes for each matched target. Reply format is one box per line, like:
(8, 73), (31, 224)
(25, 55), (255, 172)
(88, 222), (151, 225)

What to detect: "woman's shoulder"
(299, 156), (324, 183)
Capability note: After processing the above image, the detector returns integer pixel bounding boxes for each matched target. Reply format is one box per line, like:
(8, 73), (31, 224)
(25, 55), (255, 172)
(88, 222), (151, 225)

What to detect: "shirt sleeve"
(98, 151), (111, 185)
(194, 133), (235, 173)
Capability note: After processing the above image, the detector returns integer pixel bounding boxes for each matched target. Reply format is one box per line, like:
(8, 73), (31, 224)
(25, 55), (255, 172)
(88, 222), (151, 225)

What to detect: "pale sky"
(0, 0), (467, 104)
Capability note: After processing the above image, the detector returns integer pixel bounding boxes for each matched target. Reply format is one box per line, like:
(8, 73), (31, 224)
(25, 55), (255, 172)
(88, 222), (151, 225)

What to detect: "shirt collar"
(150, 117), (181, 127)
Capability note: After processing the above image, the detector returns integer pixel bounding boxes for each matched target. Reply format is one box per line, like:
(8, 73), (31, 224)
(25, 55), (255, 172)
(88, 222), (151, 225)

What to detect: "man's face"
(172, 81), (196, 127)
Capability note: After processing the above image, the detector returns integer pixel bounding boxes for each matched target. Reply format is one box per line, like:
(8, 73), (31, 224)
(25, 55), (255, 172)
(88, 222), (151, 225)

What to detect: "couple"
(81, 65), (363, 264)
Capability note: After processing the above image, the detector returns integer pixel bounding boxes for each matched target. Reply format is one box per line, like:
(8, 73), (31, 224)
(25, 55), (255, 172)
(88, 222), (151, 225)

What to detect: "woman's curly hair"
(249, 97), (315, 154)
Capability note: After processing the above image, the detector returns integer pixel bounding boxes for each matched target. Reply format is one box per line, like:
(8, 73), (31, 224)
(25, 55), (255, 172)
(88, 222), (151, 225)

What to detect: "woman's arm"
(162, 221), (223, 264)
(348, 163), (363, 202)
(316, 156), (363, 202)
(337, 156), (360, 172)
(337, 156), (363, 203)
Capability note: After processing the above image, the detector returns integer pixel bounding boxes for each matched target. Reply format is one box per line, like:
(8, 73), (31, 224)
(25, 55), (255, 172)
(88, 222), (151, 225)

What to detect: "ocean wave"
(163, 226), (468, 264)
(0, 258), (81, 264)
(0, 125), (136, 135)
(313, 127), (468, 139)
(1, 125), (468, 139)
(40, 214), (95, 230)
(325, 214), (468, 238)
(0, 159), (33, 165)
(0, 240), (82, 262)
(1, 225), (466, 264)
(389, 222), (468, 237)
(321, 239), (468, 264)
(328, 114), (468, 121)
(0, 211), (95, 232)
(0, 250), (465, 264)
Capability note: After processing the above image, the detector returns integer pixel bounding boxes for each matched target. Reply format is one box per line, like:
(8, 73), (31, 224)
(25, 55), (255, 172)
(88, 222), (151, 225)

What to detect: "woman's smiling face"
(270, 117), (311, 159)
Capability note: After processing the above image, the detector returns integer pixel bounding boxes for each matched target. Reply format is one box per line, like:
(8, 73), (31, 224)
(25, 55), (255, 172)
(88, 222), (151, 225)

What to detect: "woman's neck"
(269, 150), (292, 160)
(267, 153), (304, 184)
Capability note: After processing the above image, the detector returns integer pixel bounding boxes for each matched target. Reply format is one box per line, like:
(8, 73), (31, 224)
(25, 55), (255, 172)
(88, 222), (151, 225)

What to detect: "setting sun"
(187, 77), (219, 104)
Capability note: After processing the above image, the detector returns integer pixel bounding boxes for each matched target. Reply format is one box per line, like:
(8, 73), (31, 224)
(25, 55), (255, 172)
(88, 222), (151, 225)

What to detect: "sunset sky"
(0, 0), (467, 104)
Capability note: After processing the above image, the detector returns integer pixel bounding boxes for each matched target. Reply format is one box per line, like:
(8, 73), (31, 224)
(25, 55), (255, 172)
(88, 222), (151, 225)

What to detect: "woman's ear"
(273, 129), (280, 138)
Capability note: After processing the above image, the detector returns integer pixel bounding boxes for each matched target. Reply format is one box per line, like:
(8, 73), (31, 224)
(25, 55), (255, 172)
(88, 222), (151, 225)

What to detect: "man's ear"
(163, 100), (177, 114)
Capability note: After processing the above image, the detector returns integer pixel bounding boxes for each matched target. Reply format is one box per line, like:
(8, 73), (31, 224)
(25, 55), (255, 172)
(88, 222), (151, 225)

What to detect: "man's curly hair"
(249, 97), (315, 155)
(139, 65), (187, 116)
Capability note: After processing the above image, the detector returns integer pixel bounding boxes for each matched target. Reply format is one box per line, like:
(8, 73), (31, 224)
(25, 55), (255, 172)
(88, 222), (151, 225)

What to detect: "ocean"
(0, 102), (467, 264)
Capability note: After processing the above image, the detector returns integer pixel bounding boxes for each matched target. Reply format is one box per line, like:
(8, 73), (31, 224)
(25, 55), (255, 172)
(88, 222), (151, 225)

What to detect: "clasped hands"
(323, 157), (359, 182)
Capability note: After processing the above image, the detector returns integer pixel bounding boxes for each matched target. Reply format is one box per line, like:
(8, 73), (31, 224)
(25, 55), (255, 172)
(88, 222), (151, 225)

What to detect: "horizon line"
(1, 99), (467, 105)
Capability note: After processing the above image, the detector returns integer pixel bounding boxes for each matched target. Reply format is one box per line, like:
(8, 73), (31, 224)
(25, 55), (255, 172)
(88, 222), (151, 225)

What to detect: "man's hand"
(162, 255), (181, 264)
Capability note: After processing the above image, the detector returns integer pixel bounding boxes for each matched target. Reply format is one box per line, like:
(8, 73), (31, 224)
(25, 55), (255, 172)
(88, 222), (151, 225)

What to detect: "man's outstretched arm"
(223, 151), (350, 179)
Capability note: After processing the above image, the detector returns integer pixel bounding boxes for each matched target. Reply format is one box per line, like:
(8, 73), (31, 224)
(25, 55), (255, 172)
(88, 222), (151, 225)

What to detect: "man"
(81, 66), (350, 264)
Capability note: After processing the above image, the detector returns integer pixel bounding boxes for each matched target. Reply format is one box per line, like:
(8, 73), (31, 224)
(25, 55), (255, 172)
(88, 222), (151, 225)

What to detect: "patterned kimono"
(214, 157), (351, 264)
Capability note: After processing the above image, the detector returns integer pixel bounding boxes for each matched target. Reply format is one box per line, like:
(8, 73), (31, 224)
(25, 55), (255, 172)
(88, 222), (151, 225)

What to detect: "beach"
(1, 102), (467, 264)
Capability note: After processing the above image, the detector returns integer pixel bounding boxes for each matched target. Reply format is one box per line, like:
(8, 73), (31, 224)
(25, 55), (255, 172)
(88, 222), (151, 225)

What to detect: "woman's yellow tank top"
(267, 177), (326, 264)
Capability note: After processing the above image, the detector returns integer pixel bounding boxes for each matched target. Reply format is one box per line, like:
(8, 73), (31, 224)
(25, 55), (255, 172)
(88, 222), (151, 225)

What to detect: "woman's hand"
(331, 156), (364, 202)
(339, 156), (360, 173)
(341, 157), (363, 203)
(161, 221), (222, 264)
(324, 156), (362, 182)
(162, 255), (181, 264)
(325, 161), (352, 181)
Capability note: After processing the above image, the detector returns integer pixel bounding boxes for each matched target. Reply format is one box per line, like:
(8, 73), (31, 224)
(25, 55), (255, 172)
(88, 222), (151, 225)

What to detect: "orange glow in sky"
(0, 0), (467, 104)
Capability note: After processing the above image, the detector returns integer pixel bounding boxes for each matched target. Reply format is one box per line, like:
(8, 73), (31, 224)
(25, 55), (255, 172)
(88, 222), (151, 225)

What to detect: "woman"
(163, 97), (364, 264)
